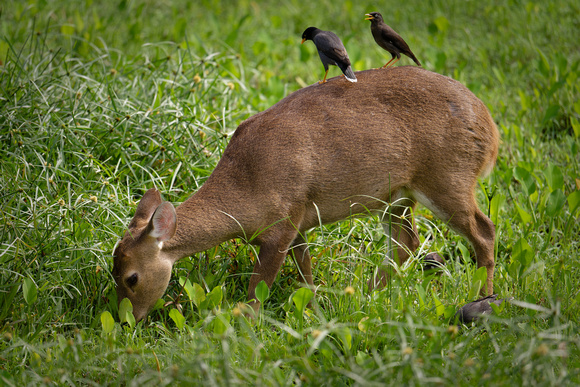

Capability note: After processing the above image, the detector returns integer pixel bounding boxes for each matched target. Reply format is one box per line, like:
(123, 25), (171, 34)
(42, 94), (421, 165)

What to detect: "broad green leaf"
(152, 298), (164, 311)
(204, 272), (216, 287)
(566, 190), (580, 215)
(490, 193), (506, 225)
(252, 41), (267, 57)
(575, 290), (580, 306)
(119, 298), (134, 326)
(225, 14), (250, 46)
(489, 300), (506, 315)
(200, 286), (223, 310)
(518, 90), (531, 111)
(415, 283), (426, 310)
(508, 259), (521, 279)
(169, 309), (185, 330)
(283, 294), (294, 313)
(545, 189), (566, 217)
(337, 327), (352, 351)
(432, 290), (445, 317)
(100, 311), (115, 334)
(444, 305), (457, 319)
(319, 340), (334, 360)
(189, 282), (206, 308)
(537, 50), (550, 78)
(435, 52), (447, 70)
(474, 266), (488, 287)
(125, 310), (136, 329)
(22, 278), (37, 305)
(511, 124), (523, 148)
(456, 241), (470, 263)
(543, 164), (564, 191)
(468, 267), (487, 300)
(270, 14), (282, 28)
(525, 295), (538, 316)
(255, 280), (270, 304)
(61, 24), (75, 36)
(358, 316), (370, 332)
(74, 10), (85, 32)
(356, 351), (371, 366)
(179, 277), (196, 303)
(433, 16), (449, 34)
(513, 238), (533, 270)
(293, 288), (315, 331)
(571, 116), (580, 138)
(91, 8), (102, 30)
(547, 80), (566, 97)
(514, 166), (537, 196)
(542, 105), (560, 126)
(292, 287), (314, 315)
(212, 312), (231, 336)
(515, 203), (533, 225)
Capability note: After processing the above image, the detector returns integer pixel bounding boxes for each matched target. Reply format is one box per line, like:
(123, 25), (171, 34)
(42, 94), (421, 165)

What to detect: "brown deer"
(113, 66), (499, 321)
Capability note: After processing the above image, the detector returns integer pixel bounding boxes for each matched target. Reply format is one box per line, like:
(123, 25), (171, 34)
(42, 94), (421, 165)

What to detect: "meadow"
(1, 0), (579, 384)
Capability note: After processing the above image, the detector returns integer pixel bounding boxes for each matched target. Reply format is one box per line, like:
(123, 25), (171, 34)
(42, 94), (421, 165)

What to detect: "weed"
(1, 0), (579, 385)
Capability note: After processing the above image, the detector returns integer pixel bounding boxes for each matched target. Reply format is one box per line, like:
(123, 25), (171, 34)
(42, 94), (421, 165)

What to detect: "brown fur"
(113, 66), (499, 321)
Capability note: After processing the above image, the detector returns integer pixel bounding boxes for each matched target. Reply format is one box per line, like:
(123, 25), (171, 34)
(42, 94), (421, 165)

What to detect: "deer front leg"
(247, 228), (298, 313)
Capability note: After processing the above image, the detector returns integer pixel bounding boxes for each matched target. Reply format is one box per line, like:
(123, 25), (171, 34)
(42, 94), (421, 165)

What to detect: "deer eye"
(126, 273), (138, 288)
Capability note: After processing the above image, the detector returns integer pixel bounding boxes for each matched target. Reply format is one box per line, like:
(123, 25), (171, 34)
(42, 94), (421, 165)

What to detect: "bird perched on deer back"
(301, 27), (357, 84)
(365, 12), (421, 68)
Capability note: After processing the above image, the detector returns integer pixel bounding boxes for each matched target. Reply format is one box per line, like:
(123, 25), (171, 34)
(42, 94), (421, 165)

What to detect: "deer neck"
(160, 184), (246, 262)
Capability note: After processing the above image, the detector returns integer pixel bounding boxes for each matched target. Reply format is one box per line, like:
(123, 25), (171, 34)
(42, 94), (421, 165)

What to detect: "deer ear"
(130, 188), (163, 228)
(148, 202), (177, 242)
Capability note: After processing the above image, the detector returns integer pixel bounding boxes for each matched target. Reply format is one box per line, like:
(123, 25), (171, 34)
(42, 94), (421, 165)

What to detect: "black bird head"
(365, 12), (384, 23)
(301, 27), (320, 44)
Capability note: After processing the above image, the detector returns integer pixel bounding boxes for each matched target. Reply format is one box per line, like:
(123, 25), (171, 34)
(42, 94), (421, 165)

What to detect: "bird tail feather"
(341, 65), (357, 82)
(411, 55), (422, 67)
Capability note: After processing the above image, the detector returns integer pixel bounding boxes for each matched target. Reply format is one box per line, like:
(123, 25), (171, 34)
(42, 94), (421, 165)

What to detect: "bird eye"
(126, 273), (138, 288)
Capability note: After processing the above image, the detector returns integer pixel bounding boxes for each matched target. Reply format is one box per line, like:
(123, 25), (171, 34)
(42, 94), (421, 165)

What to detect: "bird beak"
(365, 14), (374, 20)
(301, 38), (306, 44)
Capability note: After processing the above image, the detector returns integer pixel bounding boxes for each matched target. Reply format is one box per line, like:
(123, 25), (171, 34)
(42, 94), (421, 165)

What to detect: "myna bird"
(365, 12), (421, 68)
(301, 27), (357, 84)
(454, 294), (512, 324)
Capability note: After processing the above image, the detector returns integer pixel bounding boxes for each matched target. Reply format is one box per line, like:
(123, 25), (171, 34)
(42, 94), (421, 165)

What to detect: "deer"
(113, 66), (499, 322)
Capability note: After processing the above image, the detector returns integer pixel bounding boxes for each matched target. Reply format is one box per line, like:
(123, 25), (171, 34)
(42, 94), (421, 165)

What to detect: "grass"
(1, 0), (580, 384)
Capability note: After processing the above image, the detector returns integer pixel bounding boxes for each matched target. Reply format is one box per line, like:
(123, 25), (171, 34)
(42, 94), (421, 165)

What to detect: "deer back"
(200, 66), (498, 233)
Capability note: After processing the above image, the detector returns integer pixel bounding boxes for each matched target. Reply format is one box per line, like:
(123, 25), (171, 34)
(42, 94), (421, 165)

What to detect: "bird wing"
(314, 32), (351, 65)
(380, 25), (411, 52)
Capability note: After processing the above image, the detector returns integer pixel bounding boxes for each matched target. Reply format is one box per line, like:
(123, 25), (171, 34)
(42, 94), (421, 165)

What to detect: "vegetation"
(1, 0), (579, 384)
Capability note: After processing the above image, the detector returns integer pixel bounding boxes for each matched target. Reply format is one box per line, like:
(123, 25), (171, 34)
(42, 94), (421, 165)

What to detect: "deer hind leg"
(413, 188), (495, 295)
(289, 233), (314, 289)
(371, 195), (420, 289)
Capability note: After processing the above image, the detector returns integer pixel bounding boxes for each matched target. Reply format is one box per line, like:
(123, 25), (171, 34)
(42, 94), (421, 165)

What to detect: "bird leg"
(318, 69), (329, 84)
(382, 57), (400, 68)
(382, 58), (395, 68)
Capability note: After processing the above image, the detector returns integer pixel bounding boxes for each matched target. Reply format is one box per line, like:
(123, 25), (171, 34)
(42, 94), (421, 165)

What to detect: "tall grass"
(1, 0), (579, 385)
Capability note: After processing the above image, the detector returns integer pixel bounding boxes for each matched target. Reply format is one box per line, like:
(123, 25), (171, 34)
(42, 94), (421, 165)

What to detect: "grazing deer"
(113, 66), (499, 321)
